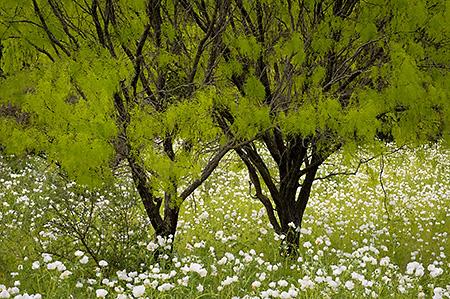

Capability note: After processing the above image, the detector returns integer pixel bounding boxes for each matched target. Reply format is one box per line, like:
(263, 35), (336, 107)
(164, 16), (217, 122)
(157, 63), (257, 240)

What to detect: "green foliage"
(279, 99), (317, 138)
(1, 0), (450, 260)
(126, 87), (223, 194)
(233, 104), (271, 139)
(1, 0), (449, 187)
(232, 0), (449, 151)
(1, 146), (450, 298)
(0, 1), (244, 204)
(233, 35), (262, 59)
(283, 32), (306, 65)
(0, 51), (124, 184)
(244, 75), (266, 102)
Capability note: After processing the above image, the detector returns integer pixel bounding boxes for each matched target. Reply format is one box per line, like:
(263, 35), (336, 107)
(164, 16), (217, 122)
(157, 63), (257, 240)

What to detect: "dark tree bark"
(5, 0), (447, 258)
(12, 0), (238, 257)
(223, 121), (326, 255)
(210, 0), (369, 254)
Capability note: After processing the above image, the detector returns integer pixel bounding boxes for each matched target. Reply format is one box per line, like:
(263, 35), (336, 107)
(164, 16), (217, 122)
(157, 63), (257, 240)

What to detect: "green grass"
(0, 145), (449, 298)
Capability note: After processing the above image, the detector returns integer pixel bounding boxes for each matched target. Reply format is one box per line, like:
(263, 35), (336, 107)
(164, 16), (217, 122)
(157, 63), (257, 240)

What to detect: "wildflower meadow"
(1, 144), (449, 299)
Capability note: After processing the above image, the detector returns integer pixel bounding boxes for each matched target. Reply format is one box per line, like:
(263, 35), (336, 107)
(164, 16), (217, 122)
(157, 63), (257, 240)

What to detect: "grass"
(0, 144), (449, 298)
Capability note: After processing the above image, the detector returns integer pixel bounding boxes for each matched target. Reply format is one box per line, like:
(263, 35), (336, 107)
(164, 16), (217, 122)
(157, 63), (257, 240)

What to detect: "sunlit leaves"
(279, 100), (316, 138)
(244, 75), (265, 102)
(0, 120), (47, 155)
(217, 59), (243, 78)
(126, 86), (223, 192)
(0, 44), (124, 185)
(1, 0), (450, 191)
(279, 94), (345, 139)
(273, 32), (305, 66)
(232, 103), (271, 139)
(311, 67), (326, 86)
(232, 35), (262, 59)
(157, 50), (176, 68)
(359, 22), (378, 43)
(342, 91), (383, 142)
(309, 22), (333, 55)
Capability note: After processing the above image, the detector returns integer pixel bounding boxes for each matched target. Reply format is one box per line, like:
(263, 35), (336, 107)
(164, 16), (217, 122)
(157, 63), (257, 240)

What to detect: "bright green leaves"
(279, 92), (345, 139)
(0, 119), (47, 156)
(162, 22), (177, 43)
(279, 100), (316, 138)
(0, 36), (51, 75)
(311, 67), (326, 86)
(359, 22), (378, 43)
(389, 43), (426, 106)
(232, 35), (262, 59)
(404, 0), (429, 29)
(274, 32), (305, 65)
(217, 0), (450, 151)
(342, 91), (383, 142)
(1, 0), (449, 191)
(163, 97), (212, 141)
(389, 0), (432, 33)
(217, 58), (243, 78)
(317, 95), (342, 131)
(232, 103), (271, 139)
(0, 2), (48, 72)
(0, 42), (125, 186)
(351, 3), (381, 44)
(244, 75), (265, 102)
(127, 86), (222, 193)
(49, 130), (115, 186)
(157, 50), (177, 68)
(287, 34), (306, 65)
(1, 39), (25, 75)
(381, 40), (445, 145)
(309, 21), (333, 55)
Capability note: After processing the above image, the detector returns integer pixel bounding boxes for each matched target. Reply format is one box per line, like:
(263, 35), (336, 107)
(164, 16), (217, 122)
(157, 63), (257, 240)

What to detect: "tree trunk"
(233, 135), (323, 256)
(283, 229), (301, 256)
(114, 90), (177, 259)
(279, 154), (321, 255)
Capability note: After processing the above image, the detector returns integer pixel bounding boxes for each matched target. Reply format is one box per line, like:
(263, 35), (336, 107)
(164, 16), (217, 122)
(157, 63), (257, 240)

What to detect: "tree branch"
(179, 0), (208, 33)
(187, 5), (217, 85)
(91, 0), (106, 47)
(322, 36), (384, 91)
(295, 153), (322, 211)
(25, 38), (55, 62)
(239, 149), (282, 234)
(102, 0), (117, 57)
(113, 91), (166, 233)
(32, 0), (71, 57)
(180, 141), (232, 200)
(241, 144), (282, 207)
(48, 0), (80, 49)
(130, 24), (151, 93)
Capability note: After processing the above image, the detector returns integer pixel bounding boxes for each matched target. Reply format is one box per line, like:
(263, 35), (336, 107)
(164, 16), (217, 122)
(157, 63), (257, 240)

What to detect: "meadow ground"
(0, 145), (449, 298)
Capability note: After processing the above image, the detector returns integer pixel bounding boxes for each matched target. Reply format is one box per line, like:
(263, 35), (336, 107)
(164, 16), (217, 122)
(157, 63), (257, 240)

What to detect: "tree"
(1, 0), (450, 257)
(197, 0), (450, 253)
(0, 0), (239, 252)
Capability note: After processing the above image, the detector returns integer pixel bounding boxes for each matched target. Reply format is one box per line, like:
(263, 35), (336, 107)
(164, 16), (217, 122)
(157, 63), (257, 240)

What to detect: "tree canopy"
(1, 0), (449, 253)
(208, 0), (450, 252)
(0, 0), (239, 241)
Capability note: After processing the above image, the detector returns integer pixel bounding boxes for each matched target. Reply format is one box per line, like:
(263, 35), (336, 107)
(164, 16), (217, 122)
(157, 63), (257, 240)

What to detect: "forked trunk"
(237, 139), (322, 256)
(276, 185), (312, 256)
(278, 161), (320, 256)
(114, 91), (180, 257)
(139, 187), (180, 262)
